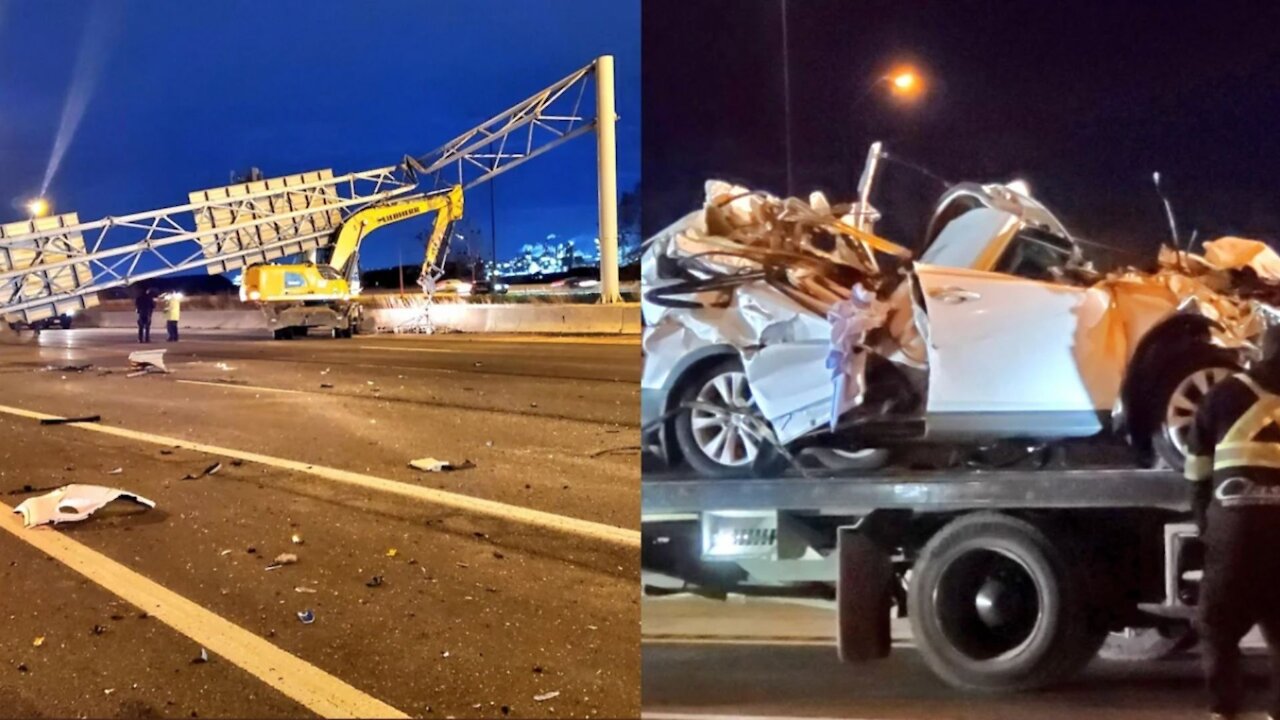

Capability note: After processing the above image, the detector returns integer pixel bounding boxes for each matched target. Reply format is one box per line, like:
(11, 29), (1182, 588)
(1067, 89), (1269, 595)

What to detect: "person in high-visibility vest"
(163, 292), (182, 342)
(1186, 325), (1280, 720)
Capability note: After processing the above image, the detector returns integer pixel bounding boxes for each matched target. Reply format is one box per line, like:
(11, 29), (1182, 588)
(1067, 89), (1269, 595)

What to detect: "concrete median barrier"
(78, 303), (640, 334)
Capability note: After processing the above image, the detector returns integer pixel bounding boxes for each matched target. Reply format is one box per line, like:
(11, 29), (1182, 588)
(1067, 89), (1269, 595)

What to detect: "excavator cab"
(240, 185), (464, 339)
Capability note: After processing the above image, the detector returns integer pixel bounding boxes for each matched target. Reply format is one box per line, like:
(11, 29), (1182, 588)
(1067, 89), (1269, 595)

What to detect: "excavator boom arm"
(326, 185), (463, 277)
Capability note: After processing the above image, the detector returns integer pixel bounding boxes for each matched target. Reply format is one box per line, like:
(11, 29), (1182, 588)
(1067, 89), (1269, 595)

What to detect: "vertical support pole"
(595, 54), (622, 305)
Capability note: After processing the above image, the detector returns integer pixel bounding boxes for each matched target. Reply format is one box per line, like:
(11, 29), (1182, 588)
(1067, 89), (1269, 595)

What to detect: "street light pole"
(779, 0), (794, 197)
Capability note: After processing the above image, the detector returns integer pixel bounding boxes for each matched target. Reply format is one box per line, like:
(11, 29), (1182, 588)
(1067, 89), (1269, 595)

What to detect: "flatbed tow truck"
(642, 460), (1203, 692)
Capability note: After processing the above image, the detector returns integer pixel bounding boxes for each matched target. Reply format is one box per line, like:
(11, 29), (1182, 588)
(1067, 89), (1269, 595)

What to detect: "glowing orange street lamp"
(885, 67), (924, 99)
(26, 197), (50, 218)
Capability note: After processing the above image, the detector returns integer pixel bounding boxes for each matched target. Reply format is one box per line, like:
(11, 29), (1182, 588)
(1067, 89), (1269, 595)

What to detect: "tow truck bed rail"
(642, 468), (1190, 515)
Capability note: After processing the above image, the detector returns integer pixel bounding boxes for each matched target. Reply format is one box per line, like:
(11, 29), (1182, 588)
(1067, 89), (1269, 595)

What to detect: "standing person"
(135, 287), (156, 343)
(164, 292), (182, 342)
(1186, 325), (1280, 720)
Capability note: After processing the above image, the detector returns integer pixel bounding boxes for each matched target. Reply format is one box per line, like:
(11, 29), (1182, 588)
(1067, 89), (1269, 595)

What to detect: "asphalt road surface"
(642, 595), (1277, 720)
(0, 328), (640, 718)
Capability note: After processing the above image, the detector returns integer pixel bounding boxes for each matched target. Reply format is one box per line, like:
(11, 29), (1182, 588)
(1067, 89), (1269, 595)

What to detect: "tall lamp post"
(848, 65), (926, 190)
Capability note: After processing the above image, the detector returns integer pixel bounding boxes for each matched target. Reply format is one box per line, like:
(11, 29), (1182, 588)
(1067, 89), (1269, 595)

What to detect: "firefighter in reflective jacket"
(1186, 327), (1280, 720)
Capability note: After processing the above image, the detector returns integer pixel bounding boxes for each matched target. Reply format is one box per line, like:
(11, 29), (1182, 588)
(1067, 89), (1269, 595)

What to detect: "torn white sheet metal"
(826, 284), (890, 429)
(742, 342), (835, 444)
(12, 484), (156, 528)
(127, 349), (168, 373)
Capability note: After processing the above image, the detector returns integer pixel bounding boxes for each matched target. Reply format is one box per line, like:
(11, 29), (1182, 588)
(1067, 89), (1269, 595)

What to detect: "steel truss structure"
(1, 57), (618, 323)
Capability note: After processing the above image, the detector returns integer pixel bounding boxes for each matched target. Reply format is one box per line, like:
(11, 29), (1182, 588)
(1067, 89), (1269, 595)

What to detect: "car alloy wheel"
(1163, 366), (1234, 457)
(689, 370), (764, 468)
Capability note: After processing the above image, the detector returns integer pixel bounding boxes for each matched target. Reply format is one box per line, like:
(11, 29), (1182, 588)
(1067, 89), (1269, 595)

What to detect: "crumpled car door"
(913, 263), (1118, 437)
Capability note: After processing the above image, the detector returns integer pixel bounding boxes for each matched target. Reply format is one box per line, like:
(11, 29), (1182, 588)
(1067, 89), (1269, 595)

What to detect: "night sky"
(643, 0), (1280, 264)
(0, 0), (639, 271)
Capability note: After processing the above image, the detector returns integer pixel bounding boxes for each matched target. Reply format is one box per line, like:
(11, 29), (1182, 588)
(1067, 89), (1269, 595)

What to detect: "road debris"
(182, 462), (222, 481)
(291, 533), (304, 545)
(534, 691), (560, 702)
(294, 586), (317, 594)
(192, 648), (209, 664)
(385, 548), (398, 558)
(218, 549), (232, 557)
(126, 349), (169, 377)
(92, 624), (107, 635)
(12, 484), (156, 528)
(365, 575), (384, 588)
(266, 553), (298, 570)
(408, 457), (476, 472)
(320, 383), (334, 389)
(39, 415), (101, 426)
(107, 467), (123, 475)
(32, 636), (44, 648)
(297, 609), (315, 624)
(590, 444), (643, 458)
(46, 363), (93, 373)
(214, 362), (235, 371)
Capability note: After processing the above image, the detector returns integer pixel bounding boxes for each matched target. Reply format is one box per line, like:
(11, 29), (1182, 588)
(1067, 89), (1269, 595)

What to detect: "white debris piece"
(12, 484), (156, 528)
(408, 457), (474, 472)
(127, 349), (169, 377)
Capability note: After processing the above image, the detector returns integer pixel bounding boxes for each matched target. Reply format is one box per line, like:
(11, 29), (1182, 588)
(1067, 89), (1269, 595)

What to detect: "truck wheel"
(672, 357), (784, 478)
(273, 328), (294, 340)
(1151, 355), (1237, 469)
(909, 513), (1104, 692)
(1098, 624), (1195, 662)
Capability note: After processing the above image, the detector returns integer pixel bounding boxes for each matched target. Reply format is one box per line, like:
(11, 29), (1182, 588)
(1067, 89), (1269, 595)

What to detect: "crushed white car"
(642, 147), (1278, 478)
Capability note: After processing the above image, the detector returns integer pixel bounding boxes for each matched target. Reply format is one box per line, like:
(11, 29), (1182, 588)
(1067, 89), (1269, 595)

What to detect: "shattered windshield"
(995, 228), (1078, 281)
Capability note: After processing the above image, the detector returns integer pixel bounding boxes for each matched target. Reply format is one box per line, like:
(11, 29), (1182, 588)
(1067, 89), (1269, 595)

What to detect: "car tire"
(672, 357), (784, 478)
(59, 316), (71, 330)
(909, 513), (1105, 692)
(1150, 351), (1239, 470)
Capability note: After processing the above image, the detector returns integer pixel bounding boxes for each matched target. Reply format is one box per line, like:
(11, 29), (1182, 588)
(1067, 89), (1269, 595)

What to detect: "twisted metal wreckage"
(642, 148), (1280, 466)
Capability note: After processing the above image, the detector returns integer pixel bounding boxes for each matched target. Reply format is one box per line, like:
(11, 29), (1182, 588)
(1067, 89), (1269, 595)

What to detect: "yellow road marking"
(0, 403), (640, 548)
(0, 505), (407, 719)
(177, 379), (308, 395)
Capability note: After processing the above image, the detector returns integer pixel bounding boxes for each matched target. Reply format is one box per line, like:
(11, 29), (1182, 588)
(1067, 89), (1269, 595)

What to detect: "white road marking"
(1, 402), (640, 548)
(642, 636), (912, 648)
(177, 379), (308, 395)
(358, 345), (458, 354)
(0, 505), (407, 718)
(645, 707), (896, 712)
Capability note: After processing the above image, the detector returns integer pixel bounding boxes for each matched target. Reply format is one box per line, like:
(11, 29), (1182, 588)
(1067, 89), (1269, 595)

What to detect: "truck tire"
(1150, 352), (1238, 469)
(908, 513), (1105, 692)
(672, 357), (785, 478)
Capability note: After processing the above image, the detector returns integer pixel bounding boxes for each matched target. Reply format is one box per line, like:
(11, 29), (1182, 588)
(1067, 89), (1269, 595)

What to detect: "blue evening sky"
(0, 0), (639, 271)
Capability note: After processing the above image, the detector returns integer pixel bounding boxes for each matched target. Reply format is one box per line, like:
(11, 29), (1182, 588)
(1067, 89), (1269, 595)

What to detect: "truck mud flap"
(836, 514), (903, 662)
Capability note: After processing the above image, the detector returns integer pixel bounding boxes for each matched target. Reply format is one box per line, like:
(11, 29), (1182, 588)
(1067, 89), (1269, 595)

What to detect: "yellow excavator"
(240, 184), (464, 339)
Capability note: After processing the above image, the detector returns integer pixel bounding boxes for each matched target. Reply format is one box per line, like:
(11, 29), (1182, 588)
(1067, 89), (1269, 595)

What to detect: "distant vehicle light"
(457, 282), (473, 296)
(579, 279), (600, 288)
(248, 290), (261, 301)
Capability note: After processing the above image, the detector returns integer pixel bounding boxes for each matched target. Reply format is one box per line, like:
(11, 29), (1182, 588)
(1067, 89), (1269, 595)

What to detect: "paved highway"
(642, 594), (1272, 720)
(0, 329), (640, 718)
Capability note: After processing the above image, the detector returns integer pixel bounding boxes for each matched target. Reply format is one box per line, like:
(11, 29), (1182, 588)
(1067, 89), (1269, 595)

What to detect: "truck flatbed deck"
(642, 467), (1191, 516)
